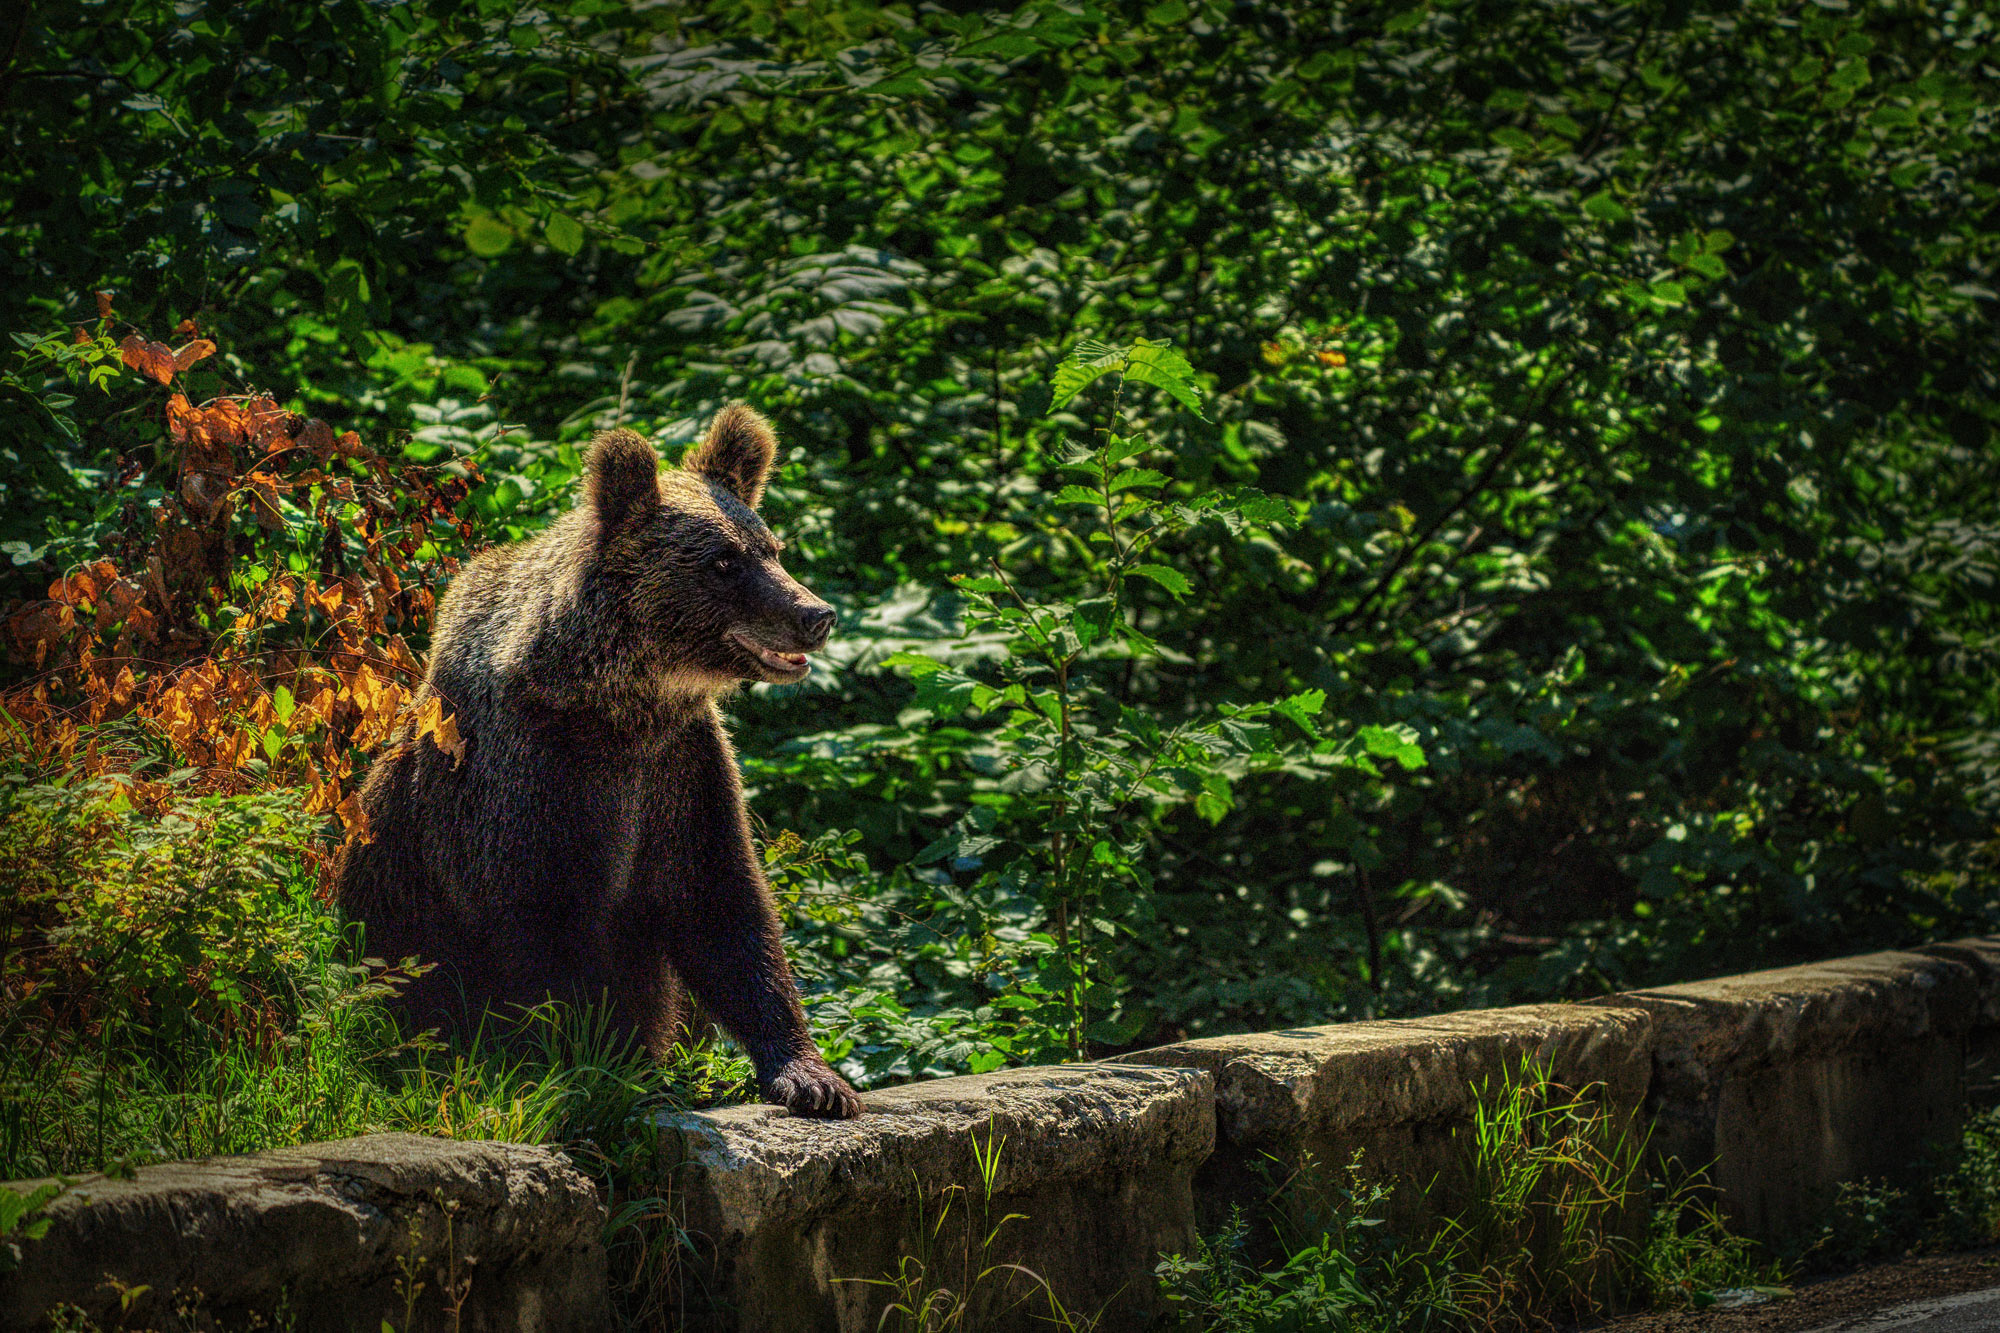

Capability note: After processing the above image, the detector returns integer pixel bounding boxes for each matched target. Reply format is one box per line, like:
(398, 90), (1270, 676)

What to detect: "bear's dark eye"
(709, 556), (734, 576)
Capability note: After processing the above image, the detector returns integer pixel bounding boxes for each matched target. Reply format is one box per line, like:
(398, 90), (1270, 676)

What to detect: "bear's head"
(584, 407), (834, 690)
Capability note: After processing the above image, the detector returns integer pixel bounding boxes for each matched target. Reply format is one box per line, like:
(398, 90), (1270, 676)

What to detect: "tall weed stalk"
(1442, 1056), (1648, 1328)
(845, 1124), (1097, 1332)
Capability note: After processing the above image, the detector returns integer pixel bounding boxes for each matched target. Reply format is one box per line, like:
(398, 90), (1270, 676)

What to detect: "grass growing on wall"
(1155, 1059), (1789, 1332)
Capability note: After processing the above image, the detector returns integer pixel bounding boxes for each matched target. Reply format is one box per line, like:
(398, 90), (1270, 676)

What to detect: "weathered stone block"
(0, 1135), (608, 1333)
(1600, 944), (1991, 1243)
(1117, 1003), (1654, 1233)
(655, 1063), (1212, 1333)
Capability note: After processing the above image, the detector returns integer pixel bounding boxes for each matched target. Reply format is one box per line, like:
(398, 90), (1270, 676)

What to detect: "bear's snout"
(798, 603), (835, 649)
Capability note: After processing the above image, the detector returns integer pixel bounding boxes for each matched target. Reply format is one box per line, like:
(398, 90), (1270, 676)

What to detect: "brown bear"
(337, 406), (862, 1118)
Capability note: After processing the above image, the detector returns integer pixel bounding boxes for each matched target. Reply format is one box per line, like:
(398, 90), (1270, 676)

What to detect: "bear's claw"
(767, 1059), (864, 1119)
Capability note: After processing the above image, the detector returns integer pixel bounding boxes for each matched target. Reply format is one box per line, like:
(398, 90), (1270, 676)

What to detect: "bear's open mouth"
(729, 632), (812, 680)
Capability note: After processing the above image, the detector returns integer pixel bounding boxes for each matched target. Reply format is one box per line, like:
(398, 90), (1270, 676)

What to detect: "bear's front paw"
(766, 1059), (863, 1119)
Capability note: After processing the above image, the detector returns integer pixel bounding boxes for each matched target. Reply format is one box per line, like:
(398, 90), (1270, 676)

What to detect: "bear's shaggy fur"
(337, 406), (861, 1118)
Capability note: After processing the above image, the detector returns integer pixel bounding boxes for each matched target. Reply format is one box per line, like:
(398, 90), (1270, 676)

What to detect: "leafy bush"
(1637, 1178), (1788, 1313)
(873, 339), (1416, 1063)
(3, 0), (1996, 1106)
(0, 771), (746, 1181)
(1812, 1106), (2000, 1268)
(1157, 1159), (1465, 1333)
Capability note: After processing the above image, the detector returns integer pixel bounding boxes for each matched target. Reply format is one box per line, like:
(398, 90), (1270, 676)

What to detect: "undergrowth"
(0, 772), (753, 1182)
(1810, 1105), (2000, 1269)
(1156, 1058), (1789, 1332)
(0, 768), (753, 1325)
(1157, 1158), (1464, 1333)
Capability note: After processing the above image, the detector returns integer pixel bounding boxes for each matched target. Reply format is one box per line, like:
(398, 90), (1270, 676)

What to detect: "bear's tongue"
(737, 635), (809, 671)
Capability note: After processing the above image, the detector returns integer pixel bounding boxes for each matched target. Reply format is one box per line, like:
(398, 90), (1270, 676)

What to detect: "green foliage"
(1812, 1106), (2000, 1268)
(876, 339), (1385, 1062)
(1156, 1159), (1464, 1333)
(3, 778), (330, 1051)
(1636, 1177), (1789, 1312)
(0, 1181), (68, 1275)
(1157, 1074), (1784, 1329)
(843, 1126), (1099, 1333)
(0, 776), (747, 1182)
(3, 0), (1997, 1076)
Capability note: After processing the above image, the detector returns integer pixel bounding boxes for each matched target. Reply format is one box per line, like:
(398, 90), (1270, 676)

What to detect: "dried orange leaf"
(118, 334), (176, 385)
(198, 399), (251, 446)
(49, 561), (118, 606)
(173, 339), (217, 371)
(297, 418), (336, 458)
(411, 694), (466, 768)
(95, 290), (114, 320)
(166, 393), (199, 442)
(244, 472), (286, 531)
(8, 603), (74, 655)
(244, 395), (290, 449)
(94, 577), (145, 631)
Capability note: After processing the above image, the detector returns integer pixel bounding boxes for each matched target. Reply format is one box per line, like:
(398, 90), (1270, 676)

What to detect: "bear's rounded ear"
(684, 404), (778, 510)
(585, 428), (663, 534)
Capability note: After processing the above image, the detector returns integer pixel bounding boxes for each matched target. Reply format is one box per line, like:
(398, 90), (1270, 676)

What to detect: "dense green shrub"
(0, 775), (747, 1179)
(4, 0), (1995, 1064)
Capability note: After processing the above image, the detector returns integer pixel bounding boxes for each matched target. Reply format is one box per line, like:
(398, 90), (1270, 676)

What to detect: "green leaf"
(1073, 596), (1118, 650)
(544, 212), (585, 256)
(1359, 724), (1426, 771)
(464, 213), (514, 258)
(1125, 563), (1192, 598)
(864, 72), (931, 96)
(1086, 1013), (1146, 1044)
(1582, 191), (1631, 223)
(1048, 340), (1127, 409)
(881, 651), (947, 677)
(325, 259), (370, 313)
(1273, 690), (1327, 738)
(958, 33), (1042, 60)
(1123, 339), (1207, 419)
(1105, 435), (1150, 466)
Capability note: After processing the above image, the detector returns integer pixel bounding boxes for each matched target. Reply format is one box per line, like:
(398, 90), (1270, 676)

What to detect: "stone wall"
(5, 938), (1996, 1331)
(657, 1064), (1210, 1333)
(0, 1135), (607, 1333)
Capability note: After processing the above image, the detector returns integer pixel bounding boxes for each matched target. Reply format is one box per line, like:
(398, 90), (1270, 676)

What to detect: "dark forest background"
(2, 0), (1996, 1174)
